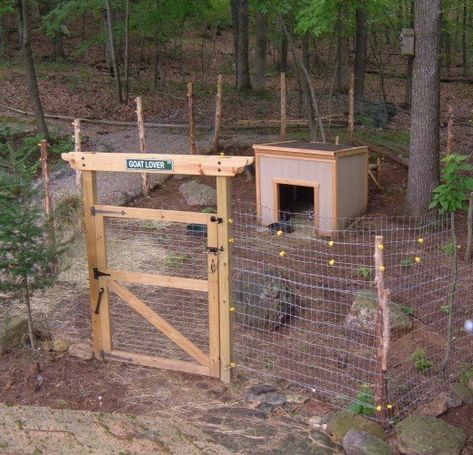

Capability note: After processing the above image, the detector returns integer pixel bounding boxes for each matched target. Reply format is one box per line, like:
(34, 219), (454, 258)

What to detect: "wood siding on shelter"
(254, 141), (368, 235)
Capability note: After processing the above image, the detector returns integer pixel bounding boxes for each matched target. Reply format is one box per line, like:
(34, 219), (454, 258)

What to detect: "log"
(351, 138), (409, 168)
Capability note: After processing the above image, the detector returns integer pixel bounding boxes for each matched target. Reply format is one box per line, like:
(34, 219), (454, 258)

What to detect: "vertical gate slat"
(217, 176), (234, 383)
(207, 220), (220, 378)
(82, 171), (102, 358)
(95, 215), (112, 352)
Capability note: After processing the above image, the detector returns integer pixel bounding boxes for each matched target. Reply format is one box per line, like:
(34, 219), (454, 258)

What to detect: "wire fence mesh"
(1, 199), (472, 422)
(231, 202), (473, 420)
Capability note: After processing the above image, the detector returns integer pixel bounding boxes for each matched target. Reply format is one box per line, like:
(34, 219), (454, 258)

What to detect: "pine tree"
(0, 142), (58, 350)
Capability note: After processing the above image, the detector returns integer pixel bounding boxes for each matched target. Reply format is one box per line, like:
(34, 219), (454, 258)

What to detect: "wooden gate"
(62, 152), (253, 382)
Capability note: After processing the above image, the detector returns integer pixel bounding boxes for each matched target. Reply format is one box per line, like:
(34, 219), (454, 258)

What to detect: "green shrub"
(411, 350), (433, 373)
(348, 386), (375, 416)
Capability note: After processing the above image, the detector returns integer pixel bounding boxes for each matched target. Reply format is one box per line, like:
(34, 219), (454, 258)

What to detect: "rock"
(451, 383), (473, 405)
(308, 416), (323, 428)
(286, 393), (308, 404)
(273, 431), (340, 455)
(179, 180), (216, 206)
(0, 317), (28, 353)
(234, 268), (296, 330)
(261, 391), (286, 408)
(344, 289), (413, 333)
(361, 101), (398, 129)
(41, 340), (54, 352)
(52, 339), (70, 353)
(343, 430), (393, 455)
(246, 384), (276, 402)
(468, 378), (473, 393)
(326, 410), (386, 443)
(396, 416), (465, 455)
(414, 392), (449, 417)
(68, 343), (94, 360)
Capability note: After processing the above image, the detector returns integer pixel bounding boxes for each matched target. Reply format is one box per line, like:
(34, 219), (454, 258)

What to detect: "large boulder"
(179, 180), (216, 206)
(326, 410), (386, 443)
(396, 416), (465, 455)
(343, 430), (393, 455)
(234, 269), (296, 330)
(345, 289), (413, 333)
(361, 101), (398, 129)
(0, 317), (28, 354)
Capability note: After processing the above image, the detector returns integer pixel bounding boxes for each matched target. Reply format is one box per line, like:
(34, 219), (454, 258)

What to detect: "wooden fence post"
(217, 176), (234, 383)
(374, 235), (390, 427)
(466, 192), (473, 261)
(136, 96), (150, 196)
(82, 171), (103, 358)
(40, 140), (57, 272)
(187, 82), (197, 155)
(73, 119), (82, 188)
(212, 74), (223, 153)
(280, 72), (287, 141)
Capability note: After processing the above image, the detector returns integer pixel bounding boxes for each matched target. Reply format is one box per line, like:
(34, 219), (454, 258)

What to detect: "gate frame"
(62, 152), (253, 383)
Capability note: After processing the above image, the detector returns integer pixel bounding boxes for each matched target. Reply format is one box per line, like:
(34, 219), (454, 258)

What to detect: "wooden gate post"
(82, 171), (103, 358)
(217, 176), (234, 383)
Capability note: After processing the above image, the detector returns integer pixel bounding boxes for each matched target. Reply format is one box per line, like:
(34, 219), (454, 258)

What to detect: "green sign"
(126, 158), (174, 172)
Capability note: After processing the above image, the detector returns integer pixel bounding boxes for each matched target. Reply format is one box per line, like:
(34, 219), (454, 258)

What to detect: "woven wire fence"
(2, 196), (472, 421)
(231, 202), (473, 420)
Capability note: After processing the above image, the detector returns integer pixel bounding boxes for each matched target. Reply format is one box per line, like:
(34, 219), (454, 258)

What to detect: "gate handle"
(94, 287), (105, 315)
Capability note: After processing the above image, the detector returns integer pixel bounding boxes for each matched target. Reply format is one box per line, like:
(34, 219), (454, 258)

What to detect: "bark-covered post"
(73, 119), (82, 188)
(136, 97), (150, 196)
(280, 72), (287, 141)
(212, 74), (223, 153)
(374, 235), (390, 427)
(187, 82), (197, 155)
(39, 140), (57, 271)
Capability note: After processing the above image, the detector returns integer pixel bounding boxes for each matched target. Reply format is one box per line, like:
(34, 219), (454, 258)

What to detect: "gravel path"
(49, 121), (277, 205)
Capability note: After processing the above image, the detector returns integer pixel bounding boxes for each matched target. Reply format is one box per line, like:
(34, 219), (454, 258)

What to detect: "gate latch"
(93, 267), (111, 280)
(94, 287), (105, 315)
(210, 216), (223, 224)
(207, 247), (223, 255)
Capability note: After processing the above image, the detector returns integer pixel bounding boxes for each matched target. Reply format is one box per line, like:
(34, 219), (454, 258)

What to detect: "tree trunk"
(336, 9), (349, 94)
(153, 41), (160, 89)
(237, 0), (251, 90)
(407, 0), (441, 215)
(302, 32), (310, 71)
(18, 0), (49, 138)
(280, 34), (288, 72)
(463, 0), (468, 76)
(124, 0), (130, 102)
(0, 18), (5, 56)
(254, 11), (267, 91)
(104, 0), (123, 103)
(354, 3), (368, 111)
(230, 0), (239, 86)
(405, 0), (414, 108)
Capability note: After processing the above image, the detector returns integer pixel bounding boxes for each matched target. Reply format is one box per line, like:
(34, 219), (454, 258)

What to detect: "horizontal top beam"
(61, 152), (254, 177)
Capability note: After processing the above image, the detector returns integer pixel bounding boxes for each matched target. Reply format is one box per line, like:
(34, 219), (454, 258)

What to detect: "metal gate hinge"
(93, 267), (111, 280)
(207, 247), (223, 255)
(210, 216), (223, 224)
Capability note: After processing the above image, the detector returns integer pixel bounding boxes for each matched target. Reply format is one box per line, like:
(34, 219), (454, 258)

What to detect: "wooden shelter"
(253, 141), (369, 234)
